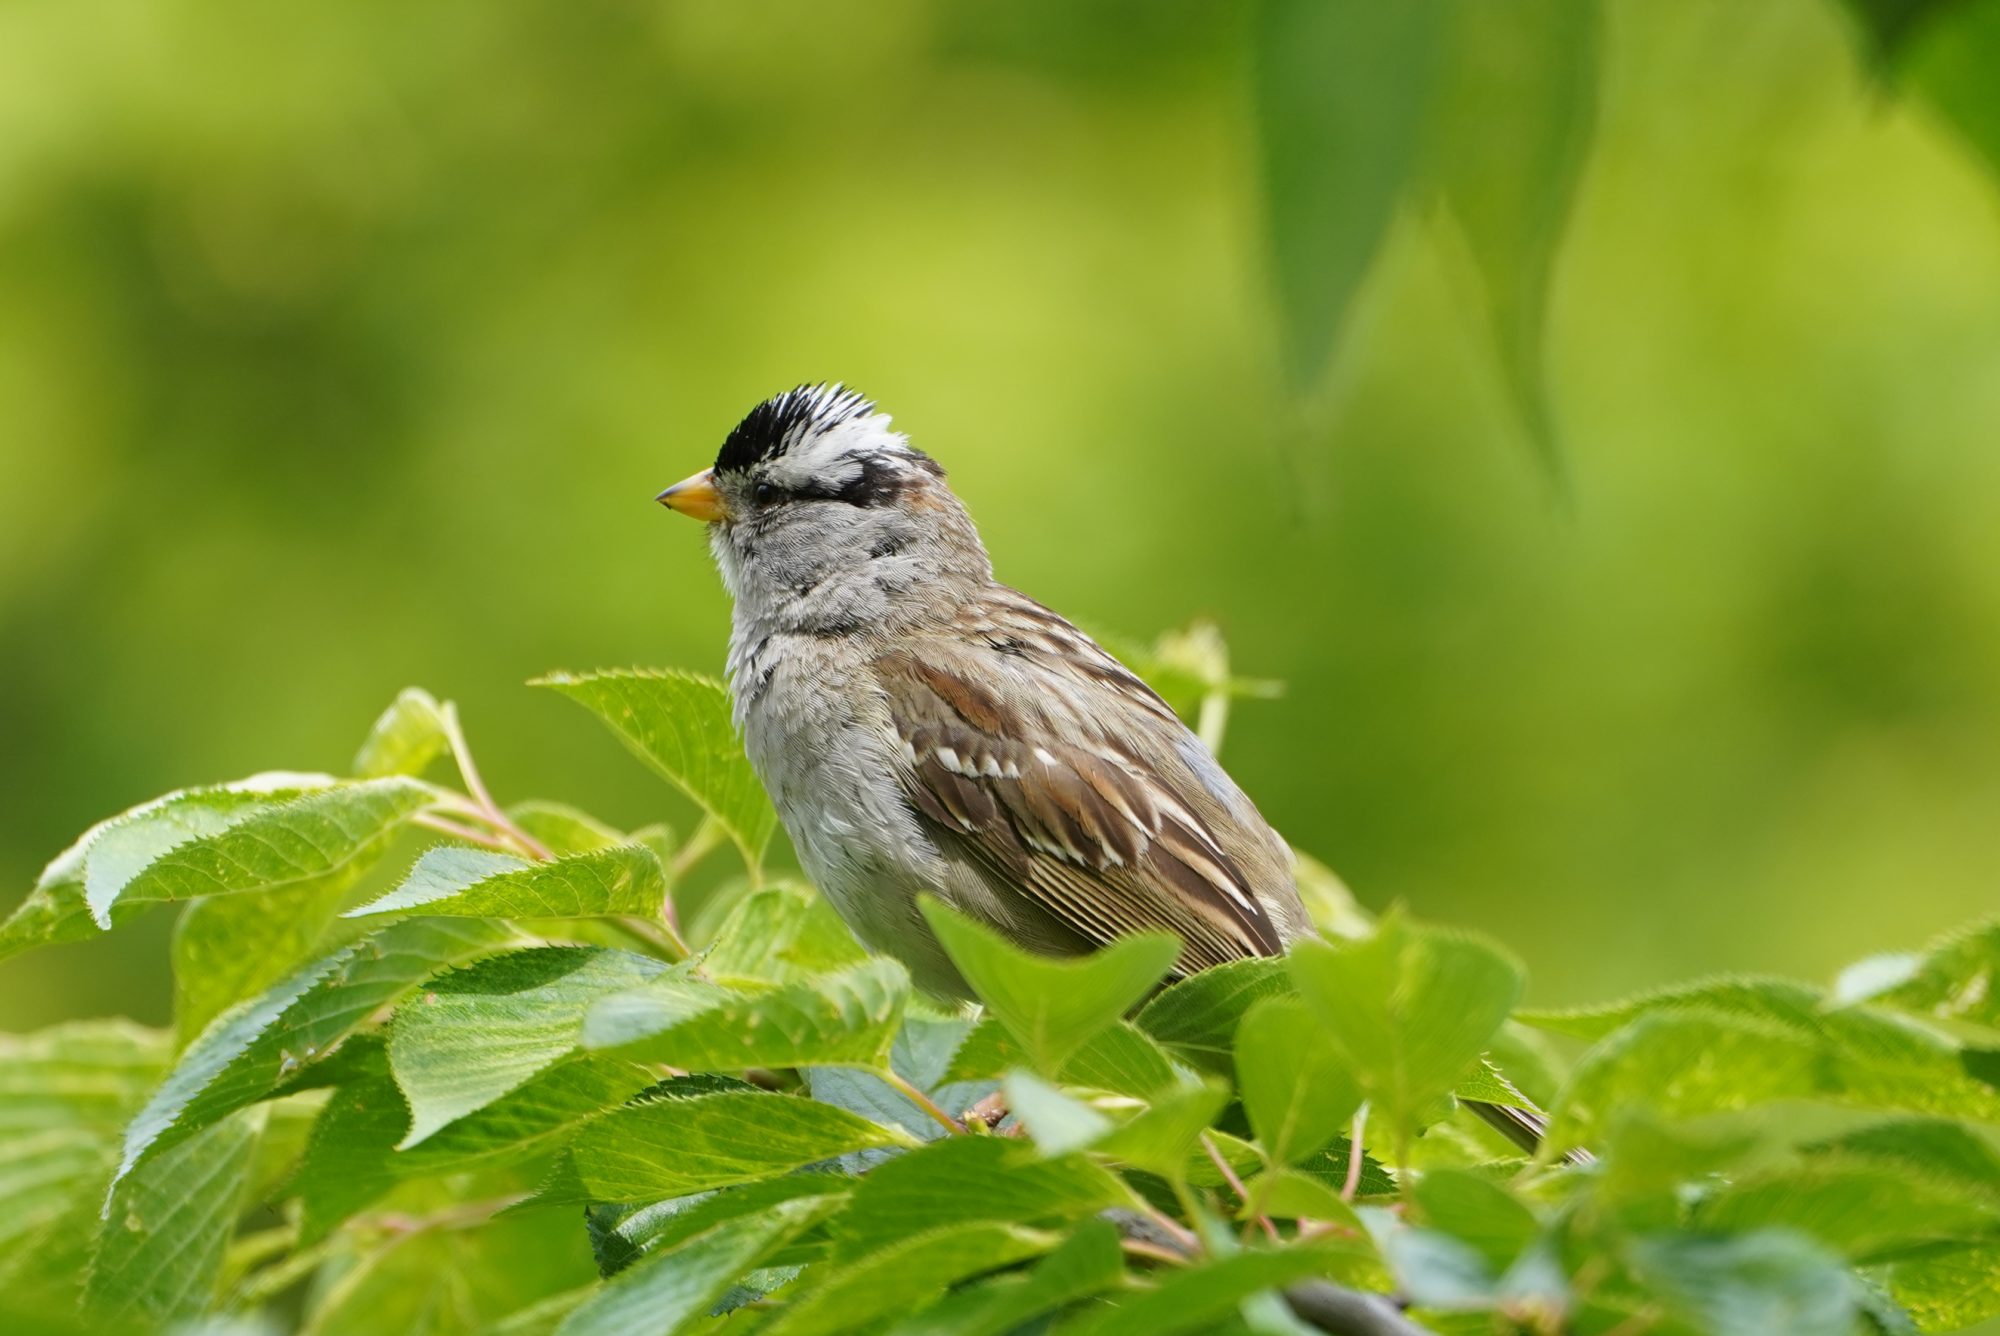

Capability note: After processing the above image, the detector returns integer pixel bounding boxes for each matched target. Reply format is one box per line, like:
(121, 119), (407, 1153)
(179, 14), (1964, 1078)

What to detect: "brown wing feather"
(873, 603), (1289, 974)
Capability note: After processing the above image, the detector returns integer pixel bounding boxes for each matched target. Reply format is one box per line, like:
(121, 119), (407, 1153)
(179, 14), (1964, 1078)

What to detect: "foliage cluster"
(5, 630), (2000, 1336)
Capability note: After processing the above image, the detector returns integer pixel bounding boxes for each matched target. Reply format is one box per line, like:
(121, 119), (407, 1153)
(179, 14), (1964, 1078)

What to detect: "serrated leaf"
(554, 1195), (831, 1336)
(86, 1108), (262, 1324)
(1254, 0), (1448, 389)
(883, 1220), (1124, 1336)
(1236, 995), (1362, 1165)
(389, 946), (668, 1146)
(830, 1135), (1131, 1263)
(0, 1022), (167, 1291)
(921, 898), (1179, 1073)
(350, 845), (667, 921)
(1529, 979), (2000, 1145)
(534, 669), (776, 865)
(1135, 958), (1293, 1076)
(590, 1176), (853, 1279)
(1288, 914), (1524, 1154)
(1861, 918), (2000, 1034)
(85, 777), (436, 927)
(1626, 1230), (1857, 1336)
(353, 688), (449, 779)
(290, 1050), (655, 1246)
(173, 873), (356, 1046)
(581, 957), (907, 1071)
(1696, 1155), (2000, 1262)
(1871, 1241), (2000, 1333)
(118, 918), (511, 1186)
(1428, 0), (1596, 483)
(763, 1222), (1053, 1336)
(0, 774), (337, 961)
(947, 1018), (1182, 1098)
(806, 1014), (995, 1157)
(701, 883), (868, 983)
(566, 1089), (916, 1200)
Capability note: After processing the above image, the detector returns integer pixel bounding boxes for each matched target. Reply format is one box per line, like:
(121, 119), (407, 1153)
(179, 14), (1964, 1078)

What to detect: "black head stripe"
(789, 453), (914, 508)
(715, 383), (875, 476)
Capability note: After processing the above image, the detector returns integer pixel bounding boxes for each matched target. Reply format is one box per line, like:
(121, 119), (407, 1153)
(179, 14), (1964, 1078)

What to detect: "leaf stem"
(412, 812), (518, 853)
(877, 1067), (964, 1136)
(1200, 1132), (1278, 1242)
(1342, 1105), (1369, 1202)
(440, 702), (554, 861)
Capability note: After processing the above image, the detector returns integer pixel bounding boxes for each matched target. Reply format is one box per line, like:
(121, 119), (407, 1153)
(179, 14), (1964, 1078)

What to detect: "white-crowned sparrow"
(659, 384), (1544, 1151)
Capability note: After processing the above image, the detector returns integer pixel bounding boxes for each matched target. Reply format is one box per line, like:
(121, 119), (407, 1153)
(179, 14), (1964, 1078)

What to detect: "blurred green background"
(4, 0), (1999, 1030)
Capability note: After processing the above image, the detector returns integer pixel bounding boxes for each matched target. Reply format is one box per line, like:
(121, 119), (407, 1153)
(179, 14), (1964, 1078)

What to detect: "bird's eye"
(753, 481), (779, 505)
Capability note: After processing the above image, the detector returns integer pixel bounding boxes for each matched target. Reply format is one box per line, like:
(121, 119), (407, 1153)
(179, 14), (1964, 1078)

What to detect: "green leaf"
(1626, 1230), (1858, 1336)
(1058, 1239), (1372, 1336)
(1004, 1072), (1116, 1157)
(920, 898), (1179, 1073)
(829, 1135), (1131, 1263)
(1236, 995), (1362, 1164)
(389, 946), (668, 1145)
(1529, 979), (2000, 1143)
(1253, 0), (1449, 388)
(762, 1222), (1053, 1336)
(882, 1221), (1124, 1336)
(534, 669), (777, 866)
(349, 845), (668, 921)
(352, 687), (449, 779)
(701, 883), (868, 983)
(85, 777), (436, 927)
(118, 918), (512, 1186)
(1098, 1073), (1233, 1179)
(1410, 1169), (1538, 1274)
(588, 1176), (853, 1278)
(172, 872), (356, 1046)
(565, 1088), (916, 1200)
(554, 1195), (832, 1336)
(948, 1018), (1183, 1098)
(1, 775), (338, 960)
(85, 1108), (262, 1325)
(0, 1022), (167, 1290)
(1287, 915), (1524, 1153)
(1696, 1155), (2000, 1262)
(1135, 958), (1293, 1076)
(581, 958), (908, 1071)
(1427, 0), (1597, 482)
(290, 1050), (655, 1245)
(1858, 918), (2000, 1034)
(509, 802), (638, 857)
(1870, 1242), (2000, 1333)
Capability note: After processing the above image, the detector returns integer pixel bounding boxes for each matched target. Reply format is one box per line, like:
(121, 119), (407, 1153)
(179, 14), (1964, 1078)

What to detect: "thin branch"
(877, 1068), (964, 1136)
(1200, 1132), (1278, 1242)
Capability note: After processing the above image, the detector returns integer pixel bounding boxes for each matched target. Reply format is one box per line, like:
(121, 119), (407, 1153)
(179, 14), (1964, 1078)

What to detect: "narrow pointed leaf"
(349, 844), (668, 921)
(581, 957), (908, 1071)
(1254, 0), (1449, 388)
(565, 1089), (916, 1200)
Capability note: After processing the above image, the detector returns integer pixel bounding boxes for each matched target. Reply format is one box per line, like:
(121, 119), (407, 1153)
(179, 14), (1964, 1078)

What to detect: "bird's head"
(659, 384), (991, 632)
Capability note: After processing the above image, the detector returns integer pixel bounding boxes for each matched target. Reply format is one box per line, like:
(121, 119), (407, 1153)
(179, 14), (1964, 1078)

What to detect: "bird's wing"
(870, 595), (1286, 973)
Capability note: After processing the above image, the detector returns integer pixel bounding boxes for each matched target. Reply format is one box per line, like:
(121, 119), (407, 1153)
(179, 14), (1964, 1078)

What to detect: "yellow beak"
(656, 468), (729, 522)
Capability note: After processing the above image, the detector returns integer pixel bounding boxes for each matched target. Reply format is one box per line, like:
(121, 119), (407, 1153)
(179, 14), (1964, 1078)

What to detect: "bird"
(657, 382), (1548, 1154)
